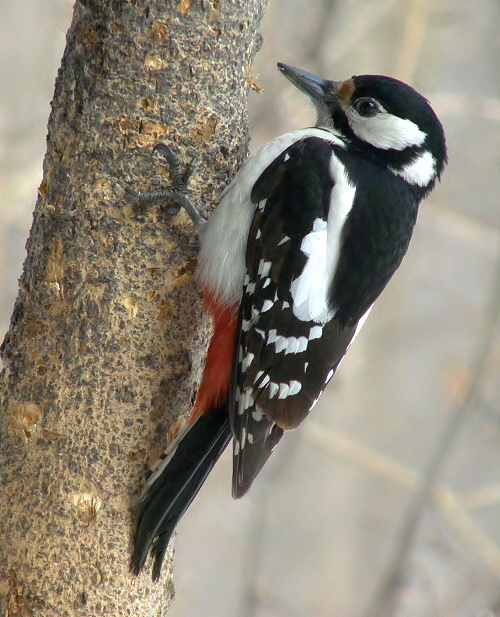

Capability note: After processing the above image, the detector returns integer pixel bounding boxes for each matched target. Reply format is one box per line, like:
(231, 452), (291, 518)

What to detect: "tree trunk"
(0, 0), (266, 614)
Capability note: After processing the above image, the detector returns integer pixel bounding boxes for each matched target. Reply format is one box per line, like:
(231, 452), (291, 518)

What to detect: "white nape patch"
(347, 107), (426, 150)
(291, 156), (356, 323)
(258, 260), (272, 277)
(309, 325), (323, 340)
(261, 299), (273, 312)
(390, 150), (436, 186)
(197, 128), (345, 307)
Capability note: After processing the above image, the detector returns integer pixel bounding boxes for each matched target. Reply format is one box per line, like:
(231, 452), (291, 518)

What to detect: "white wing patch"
(290, 222), (331, 322)
(290, 156), (356, 323)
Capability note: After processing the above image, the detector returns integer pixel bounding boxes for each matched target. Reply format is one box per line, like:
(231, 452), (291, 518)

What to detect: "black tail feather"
(130, 404), (231, 579)
(149, 439), (230, 581)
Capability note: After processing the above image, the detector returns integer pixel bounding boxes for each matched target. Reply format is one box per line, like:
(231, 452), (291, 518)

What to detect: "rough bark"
(0, 0), (266, 614)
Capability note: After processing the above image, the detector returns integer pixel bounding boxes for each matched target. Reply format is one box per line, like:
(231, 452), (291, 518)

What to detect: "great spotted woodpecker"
(130, 63), (447, 579)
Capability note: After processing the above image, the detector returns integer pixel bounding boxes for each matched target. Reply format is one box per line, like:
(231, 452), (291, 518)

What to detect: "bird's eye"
(353, 98), (380, 117)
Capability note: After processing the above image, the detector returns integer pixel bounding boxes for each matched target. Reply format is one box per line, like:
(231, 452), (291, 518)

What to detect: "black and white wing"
(229, 136), (362, 497)
(229, 135), (419, 497)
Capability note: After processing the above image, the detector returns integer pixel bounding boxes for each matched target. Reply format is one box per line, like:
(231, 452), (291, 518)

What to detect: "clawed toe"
(153, 144), (197, 192)
(126, 144), (205, 230)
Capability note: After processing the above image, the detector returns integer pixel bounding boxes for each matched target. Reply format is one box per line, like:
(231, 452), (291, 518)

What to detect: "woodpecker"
(130, 63), (447, 580)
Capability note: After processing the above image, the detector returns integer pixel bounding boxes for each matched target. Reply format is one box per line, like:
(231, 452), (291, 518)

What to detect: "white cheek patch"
(390, 150), (437, 186)
(348, 111), (427, 150)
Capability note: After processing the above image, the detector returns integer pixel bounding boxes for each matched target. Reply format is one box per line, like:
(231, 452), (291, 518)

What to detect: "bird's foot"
(126, 144), (205, 230)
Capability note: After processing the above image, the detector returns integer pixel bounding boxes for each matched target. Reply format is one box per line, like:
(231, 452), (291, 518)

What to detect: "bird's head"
(278, 63), (447, 195)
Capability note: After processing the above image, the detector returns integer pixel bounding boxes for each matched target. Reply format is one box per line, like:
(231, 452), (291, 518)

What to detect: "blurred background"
(1, 1), (499, 616)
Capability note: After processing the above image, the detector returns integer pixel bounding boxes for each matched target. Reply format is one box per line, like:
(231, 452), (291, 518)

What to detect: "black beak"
(277, 63), (338, 102)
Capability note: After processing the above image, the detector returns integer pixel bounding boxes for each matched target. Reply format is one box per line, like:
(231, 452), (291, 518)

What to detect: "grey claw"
(126, 144), (206, 231)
